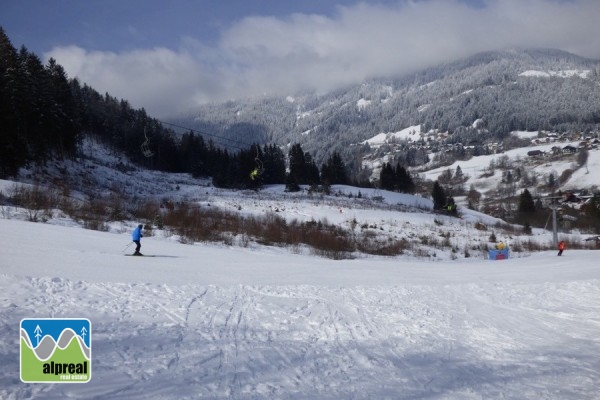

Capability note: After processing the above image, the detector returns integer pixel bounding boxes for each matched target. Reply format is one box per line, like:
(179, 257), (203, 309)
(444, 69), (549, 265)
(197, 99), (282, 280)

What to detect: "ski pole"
(122, 242), (133, 253)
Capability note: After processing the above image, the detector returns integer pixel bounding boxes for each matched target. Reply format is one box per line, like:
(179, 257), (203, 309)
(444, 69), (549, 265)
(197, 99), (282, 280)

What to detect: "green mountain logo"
(20, 318), (91, 383)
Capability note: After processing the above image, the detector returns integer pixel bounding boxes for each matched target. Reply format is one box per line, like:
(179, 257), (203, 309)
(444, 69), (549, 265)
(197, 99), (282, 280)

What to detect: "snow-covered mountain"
(173, 48), (600, 170)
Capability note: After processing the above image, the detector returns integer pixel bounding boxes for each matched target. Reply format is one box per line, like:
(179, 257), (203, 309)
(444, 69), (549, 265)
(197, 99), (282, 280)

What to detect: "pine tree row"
(0, 27), (420, 194)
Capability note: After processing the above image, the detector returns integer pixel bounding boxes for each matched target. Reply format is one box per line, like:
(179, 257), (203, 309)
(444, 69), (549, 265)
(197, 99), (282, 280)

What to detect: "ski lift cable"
(154, 120), (268, 178)
(158, 120), (255, 151)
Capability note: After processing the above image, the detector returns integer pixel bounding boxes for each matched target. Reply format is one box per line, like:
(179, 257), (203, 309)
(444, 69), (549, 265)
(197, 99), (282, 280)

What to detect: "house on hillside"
(527, 150), (544, 157)
(563, 145), (578, 154)
(487, 142), (503, 153)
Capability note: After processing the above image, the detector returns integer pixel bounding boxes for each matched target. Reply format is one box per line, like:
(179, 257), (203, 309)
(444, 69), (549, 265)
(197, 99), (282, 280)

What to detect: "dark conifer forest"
(0, 27), (369, 190)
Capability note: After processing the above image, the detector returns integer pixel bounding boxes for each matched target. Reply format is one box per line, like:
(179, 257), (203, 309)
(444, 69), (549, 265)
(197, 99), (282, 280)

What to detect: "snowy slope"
(1, 138), (600, 399)
(361, 125), (422, 147)
(1, 217), (600, 399)
(420, 140), (600, 196)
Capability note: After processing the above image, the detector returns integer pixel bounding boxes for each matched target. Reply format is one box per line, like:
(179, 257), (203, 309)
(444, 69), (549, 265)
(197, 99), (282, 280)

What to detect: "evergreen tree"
(518, 189), (536, 214)
(19, 47), (52, 161)
(380, 162), (415, 193)
(46, 58), (79, 157)
(432, 181), (447, 210)
(320, 151), (348, 185)
(395, 164), (415, 193)
(261, 144), (286, 184)
(455, 165), (463, 181)
(0, 31), (81, 175)
(212, 151), (233, 188)
(304, 152), (320, 185)
(581, 194), (600, 221)
(548, 173), (556, 189)
(288, 143), (320, 185)
(288, 143), (307, 184)
(180, 131), (209, 177)
(379, 163), (395, 190)
(523, 221), (532, 234)
(0, 27), (26, 177)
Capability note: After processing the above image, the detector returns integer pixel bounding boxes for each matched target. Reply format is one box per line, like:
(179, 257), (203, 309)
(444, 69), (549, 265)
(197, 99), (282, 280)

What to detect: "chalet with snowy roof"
(527, 150), (544, 157)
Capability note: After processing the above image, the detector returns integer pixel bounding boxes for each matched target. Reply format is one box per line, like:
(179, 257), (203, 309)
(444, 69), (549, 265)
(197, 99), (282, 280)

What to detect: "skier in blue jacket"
(132, 224), (143, 255)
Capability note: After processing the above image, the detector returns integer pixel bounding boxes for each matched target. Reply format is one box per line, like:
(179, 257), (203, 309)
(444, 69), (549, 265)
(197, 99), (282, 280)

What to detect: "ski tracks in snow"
(1, 275), (600, 399)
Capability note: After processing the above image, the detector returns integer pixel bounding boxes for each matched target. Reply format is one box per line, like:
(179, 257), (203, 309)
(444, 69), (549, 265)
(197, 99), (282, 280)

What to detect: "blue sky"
(1, 0), (599, 118)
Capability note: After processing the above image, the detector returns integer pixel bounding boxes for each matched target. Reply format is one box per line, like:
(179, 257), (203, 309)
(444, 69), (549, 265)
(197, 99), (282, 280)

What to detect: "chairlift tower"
(545, 196), (562, 247)
(550, 204), (558, 247)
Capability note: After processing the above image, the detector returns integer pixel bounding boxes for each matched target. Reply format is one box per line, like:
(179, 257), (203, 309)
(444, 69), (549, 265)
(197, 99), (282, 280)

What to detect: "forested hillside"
(178, 49), (600, 168)
(1, 27), (365, 190)
(0, 28), (292, 189)
(3, 23), (600, 195)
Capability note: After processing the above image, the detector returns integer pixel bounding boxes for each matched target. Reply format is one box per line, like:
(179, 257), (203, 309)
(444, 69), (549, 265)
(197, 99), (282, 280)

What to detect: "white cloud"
(46, 45), (214, 117)
(46, 0), (600, 118)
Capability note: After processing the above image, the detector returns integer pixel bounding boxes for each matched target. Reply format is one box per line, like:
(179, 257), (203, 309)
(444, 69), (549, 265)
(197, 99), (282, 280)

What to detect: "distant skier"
(132, 224), (143, 256)
(557, 240), (565, 256)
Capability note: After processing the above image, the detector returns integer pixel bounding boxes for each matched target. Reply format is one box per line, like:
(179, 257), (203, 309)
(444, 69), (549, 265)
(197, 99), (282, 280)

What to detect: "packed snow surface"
(1, 217), (599, 399)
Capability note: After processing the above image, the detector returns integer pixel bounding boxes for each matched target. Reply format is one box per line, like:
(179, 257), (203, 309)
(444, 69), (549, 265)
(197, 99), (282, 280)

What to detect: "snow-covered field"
(421, 138), (600, 193)
(1, 216), (600, 399)
(1, 137), (600, 399)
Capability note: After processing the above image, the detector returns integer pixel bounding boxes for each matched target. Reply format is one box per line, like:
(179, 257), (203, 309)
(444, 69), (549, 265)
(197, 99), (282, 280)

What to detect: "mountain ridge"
(172, 48), (600, 170)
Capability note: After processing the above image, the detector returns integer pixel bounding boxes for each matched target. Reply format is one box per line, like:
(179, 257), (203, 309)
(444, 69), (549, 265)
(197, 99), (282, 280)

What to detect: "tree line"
(0, 27), (79, 176)
(0, 27), (419, 195)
